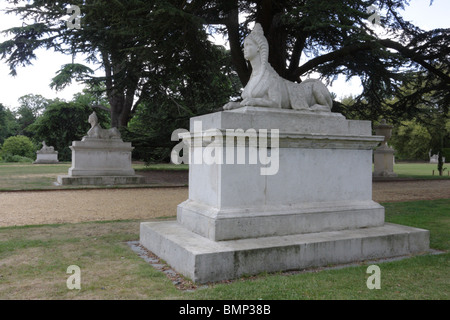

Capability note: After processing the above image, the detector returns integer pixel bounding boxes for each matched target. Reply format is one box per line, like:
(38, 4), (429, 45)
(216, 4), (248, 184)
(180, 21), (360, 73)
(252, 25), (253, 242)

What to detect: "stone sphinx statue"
(38, 141), (55, 153)
(84, 111), (121, 140)
(224, 23), (333, 112)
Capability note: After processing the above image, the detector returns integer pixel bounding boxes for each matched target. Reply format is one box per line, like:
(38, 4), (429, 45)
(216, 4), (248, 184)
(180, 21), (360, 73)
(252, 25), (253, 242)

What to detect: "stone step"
(140, 221), (429, 284)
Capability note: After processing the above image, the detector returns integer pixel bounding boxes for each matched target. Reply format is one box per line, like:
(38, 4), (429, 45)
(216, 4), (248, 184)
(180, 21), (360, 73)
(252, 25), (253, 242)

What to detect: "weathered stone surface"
(57, 175), (144, 186)
(57, 112), (142, 185)
(33, 141), (58, 164)
(68, 139), (136, 177)
(140, 221), (429, 284)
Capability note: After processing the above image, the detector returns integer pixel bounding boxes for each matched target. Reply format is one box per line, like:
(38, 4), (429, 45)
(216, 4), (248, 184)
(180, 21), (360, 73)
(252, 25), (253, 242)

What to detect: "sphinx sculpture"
(84, 111), (121, 140)
(224, 23), (333, 112)
(58, 110), (143, 185)
(38, 141), (55, 153)
(33, 141), (59, 164)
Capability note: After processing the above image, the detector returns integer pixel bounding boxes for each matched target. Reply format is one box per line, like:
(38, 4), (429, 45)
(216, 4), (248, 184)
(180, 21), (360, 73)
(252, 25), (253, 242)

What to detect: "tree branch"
(293, 42), (373, 79)
(378, 38), (450, 83)
(91, 104), (110, 112)
(225, 4), (250, 86)
(293, 39), (450, 84)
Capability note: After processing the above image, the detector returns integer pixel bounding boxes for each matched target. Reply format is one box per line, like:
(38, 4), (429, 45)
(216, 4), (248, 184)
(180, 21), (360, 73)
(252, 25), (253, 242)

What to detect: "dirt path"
(372, 179), (450, 202)
(0, 187), (188, 227)
(0, 177), (448, 227)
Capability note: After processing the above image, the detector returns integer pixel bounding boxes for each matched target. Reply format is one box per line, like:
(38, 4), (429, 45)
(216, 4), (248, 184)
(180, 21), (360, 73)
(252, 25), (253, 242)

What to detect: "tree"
(389, 120), (432, 161)
(123, 44), (240, 163)
(0, 0), (233, 128)
(0, 103), (18, 144)
(14, 94), (50, 137)
(184, 0), (449, 119)
(393, 69), (450, 174)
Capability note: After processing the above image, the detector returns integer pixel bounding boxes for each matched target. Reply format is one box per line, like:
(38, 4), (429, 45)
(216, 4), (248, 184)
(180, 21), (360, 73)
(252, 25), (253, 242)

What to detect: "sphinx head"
(88, 111), (99, 127)
(243, 23), (269, 65)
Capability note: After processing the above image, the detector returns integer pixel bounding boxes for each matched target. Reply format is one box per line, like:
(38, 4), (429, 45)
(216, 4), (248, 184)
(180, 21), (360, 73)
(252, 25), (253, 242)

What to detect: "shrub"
(443, 148), (450, 161)
(0, 135), (36, 159)
(0, 154), (33, 163)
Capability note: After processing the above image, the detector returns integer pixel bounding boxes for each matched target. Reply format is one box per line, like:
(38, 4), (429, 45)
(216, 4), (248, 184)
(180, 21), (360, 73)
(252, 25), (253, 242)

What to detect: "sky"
(0, 0), (449, 111)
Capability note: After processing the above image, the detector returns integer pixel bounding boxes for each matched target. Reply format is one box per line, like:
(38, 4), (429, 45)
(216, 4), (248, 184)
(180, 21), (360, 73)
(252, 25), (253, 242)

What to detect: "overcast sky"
(0, 0), (449, 111)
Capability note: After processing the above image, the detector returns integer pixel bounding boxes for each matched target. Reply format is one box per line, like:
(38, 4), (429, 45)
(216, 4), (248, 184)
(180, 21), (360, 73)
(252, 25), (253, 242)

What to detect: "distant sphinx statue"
(34, 141), (58, 164)
(38, 141), (55, 153)
(224, 23), (333, 112)
(85, 111), (121, 140)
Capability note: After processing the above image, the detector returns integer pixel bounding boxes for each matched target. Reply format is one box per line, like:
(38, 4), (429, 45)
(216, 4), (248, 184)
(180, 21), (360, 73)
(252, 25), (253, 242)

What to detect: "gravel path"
(372, 179), (450, 202)
(0, 187), (188, 227)
(0, 179), (448, 227)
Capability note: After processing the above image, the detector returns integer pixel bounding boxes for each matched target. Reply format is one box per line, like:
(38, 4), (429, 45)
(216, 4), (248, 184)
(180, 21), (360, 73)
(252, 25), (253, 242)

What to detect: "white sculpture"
(33, 141), (58, 164)
(38, 141), (55, 153)
(85, 111), (121, 140)
(224, 23), (333, 112)
(58, 111), (143, 185)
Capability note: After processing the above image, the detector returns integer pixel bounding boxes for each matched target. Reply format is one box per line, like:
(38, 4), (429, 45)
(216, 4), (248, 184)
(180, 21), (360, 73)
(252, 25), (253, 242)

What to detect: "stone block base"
(33, 153), (59, 164)
(57, 175), (145, 186)
(33, 160), (59, 164)
(177, 199), (385, 241)
(140, 221), (429, 284)
(373, 147), (397, 177)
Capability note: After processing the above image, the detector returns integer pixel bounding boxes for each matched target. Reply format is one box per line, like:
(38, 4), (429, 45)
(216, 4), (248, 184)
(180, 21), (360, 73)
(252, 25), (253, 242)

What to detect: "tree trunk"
(226, 4), (251, 86)
(103, 51), (139, 129)
(109, 94), (134, 128)
(438, 134), (444, 176)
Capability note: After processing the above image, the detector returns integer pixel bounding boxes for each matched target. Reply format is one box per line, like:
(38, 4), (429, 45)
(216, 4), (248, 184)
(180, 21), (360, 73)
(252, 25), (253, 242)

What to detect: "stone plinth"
(33, 142), (59, 164)
(373, 147), (397, 177)
(430, 153), (445, 164)
(140, 107), (429, 283)
(373, 120), (397, 177)
(140, 221), (429, 284)
(34, 152), (59, 164)
(176, 108), (384, 241)
(57, 138), (144, 185)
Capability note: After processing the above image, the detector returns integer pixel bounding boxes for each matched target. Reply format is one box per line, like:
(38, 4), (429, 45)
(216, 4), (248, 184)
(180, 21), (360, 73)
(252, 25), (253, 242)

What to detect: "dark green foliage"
(0, 103), (18, 145)
(123, 43), (240, 163)
(389, 120), (432, 161)
(1, 0), (448, 161)
(186, 0), (449, 121)
(0, 0), (238, 129)
(442, 148), (450, 160)
(14, 94), (49, 138)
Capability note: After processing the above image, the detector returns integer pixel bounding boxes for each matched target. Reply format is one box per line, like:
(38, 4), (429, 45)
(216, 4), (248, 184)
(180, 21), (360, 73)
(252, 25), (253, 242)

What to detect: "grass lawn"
(0, 199), (448, 300)
(388, 162), (449, 179)
(0, 162), (187, 191)
(0, 162), (447, 191)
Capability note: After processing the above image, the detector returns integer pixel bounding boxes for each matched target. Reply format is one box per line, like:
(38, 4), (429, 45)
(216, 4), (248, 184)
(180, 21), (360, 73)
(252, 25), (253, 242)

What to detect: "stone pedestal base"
(177, 199), (385, 241)
(33, 153), (59, 164)
(68, 138), (136, 176)
(56, 175), (145, 186)
(373, 147), (397, 177)
(139, 107), (429, 283)
(140, 221), (429, 284)
(57, 137), (143, 185)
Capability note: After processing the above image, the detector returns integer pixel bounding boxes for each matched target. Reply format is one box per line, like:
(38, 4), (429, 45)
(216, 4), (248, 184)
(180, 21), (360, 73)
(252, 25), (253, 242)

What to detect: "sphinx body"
(38, 141), (55, 153)
(85, 112), (121, 140)
(224, 23), (333, 112)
